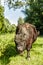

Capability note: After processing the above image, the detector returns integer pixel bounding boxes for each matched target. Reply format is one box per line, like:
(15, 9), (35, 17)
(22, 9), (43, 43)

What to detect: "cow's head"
(16, 41), (26, 53)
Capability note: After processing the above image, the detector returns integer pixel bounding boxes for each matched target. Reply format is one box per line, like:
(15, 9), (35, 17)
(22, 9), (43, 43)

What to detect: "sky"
(1, 0), (25, 25)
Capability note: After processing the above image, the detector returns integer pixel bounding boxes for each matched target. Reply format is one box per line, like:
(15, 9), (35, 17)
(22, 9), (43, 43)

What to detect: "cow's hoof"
(27, 57), (30, 60)
(26, 57), (30, 60)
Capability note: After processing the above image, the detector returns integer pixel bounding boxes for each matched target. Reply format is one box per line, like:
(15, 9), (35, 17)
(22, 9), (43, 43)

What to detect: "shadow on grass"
(0, 44), (19, 65)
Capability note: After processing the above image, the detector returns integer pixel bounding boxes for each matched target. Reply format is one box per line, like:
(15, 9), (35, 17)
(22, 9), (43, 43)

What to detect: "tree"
(18, 17), (24, 25)
(0, 5), (16, 33)
(2, 18), (11, 33)
(0, 0), (43, 34)
(0, 6), (4, 31)
(6, 0), (25, 9)
(0, 5), (11, 33)
(23, 0), (43, 34)
(7, 24), (16, 33)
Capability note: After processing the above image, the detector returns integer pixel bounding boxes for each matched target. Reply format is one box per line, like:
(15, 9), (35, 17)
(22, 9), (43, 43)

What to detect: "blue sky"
(1, 0), (25, 25)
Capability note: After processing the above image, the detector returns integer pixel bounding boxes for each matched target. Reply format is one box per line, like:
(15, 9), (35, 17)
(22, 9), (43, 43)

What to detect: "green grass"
(0, 33), (43, 65)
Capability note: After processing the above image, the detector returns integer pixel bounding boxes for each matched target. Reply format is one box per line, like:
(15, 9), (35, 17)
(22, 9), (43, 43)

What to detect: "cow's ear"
(37, 31), (40, 36)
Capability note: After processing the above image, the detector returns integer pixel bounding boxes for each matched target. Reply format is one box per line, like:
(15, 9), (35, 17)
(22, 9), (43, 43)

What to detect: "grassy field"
(0, 33), (43, 65)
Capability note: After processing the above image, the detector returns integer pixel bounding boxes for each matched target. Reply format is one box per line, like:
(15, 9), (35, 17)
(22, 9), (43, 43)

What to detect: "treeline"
(23, 0), (43, 35)
(0, 6), (16, 34)
(0, 0), (43, 35)
(17, 0), (43, 35)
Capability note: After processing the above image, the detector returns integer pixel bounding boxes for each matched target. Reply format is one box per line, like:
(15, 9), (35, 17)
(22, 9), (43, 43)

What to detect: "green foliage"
(0, 33), (43, 65)
(0, 6), (4, 14)
(1, 18), (10, 33)
(0, 5), (16, 33)
(11, 24), (16, 32)
(3, 0), (43, 34)
(0, 21), (2, 30)
(0, 6), (4, 31)
(0, 6), (4, 22)
(7, 24), (16, 33)
(5, 0), (25, 9)
(18, 17), (24, 25)
(23, 0), (43, 35)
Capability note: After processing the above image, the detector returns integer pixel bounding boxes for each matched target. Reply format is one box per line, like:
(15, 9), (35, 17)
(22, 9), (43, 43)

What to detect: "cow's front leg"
(26, 44), (32, 60)
(26, 50), (30, 60)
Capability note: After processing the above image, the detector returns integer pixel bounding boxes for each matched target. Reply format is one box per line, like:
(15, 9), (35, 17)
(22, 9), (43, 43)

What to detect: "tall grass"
(0, 33), (43, 65)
